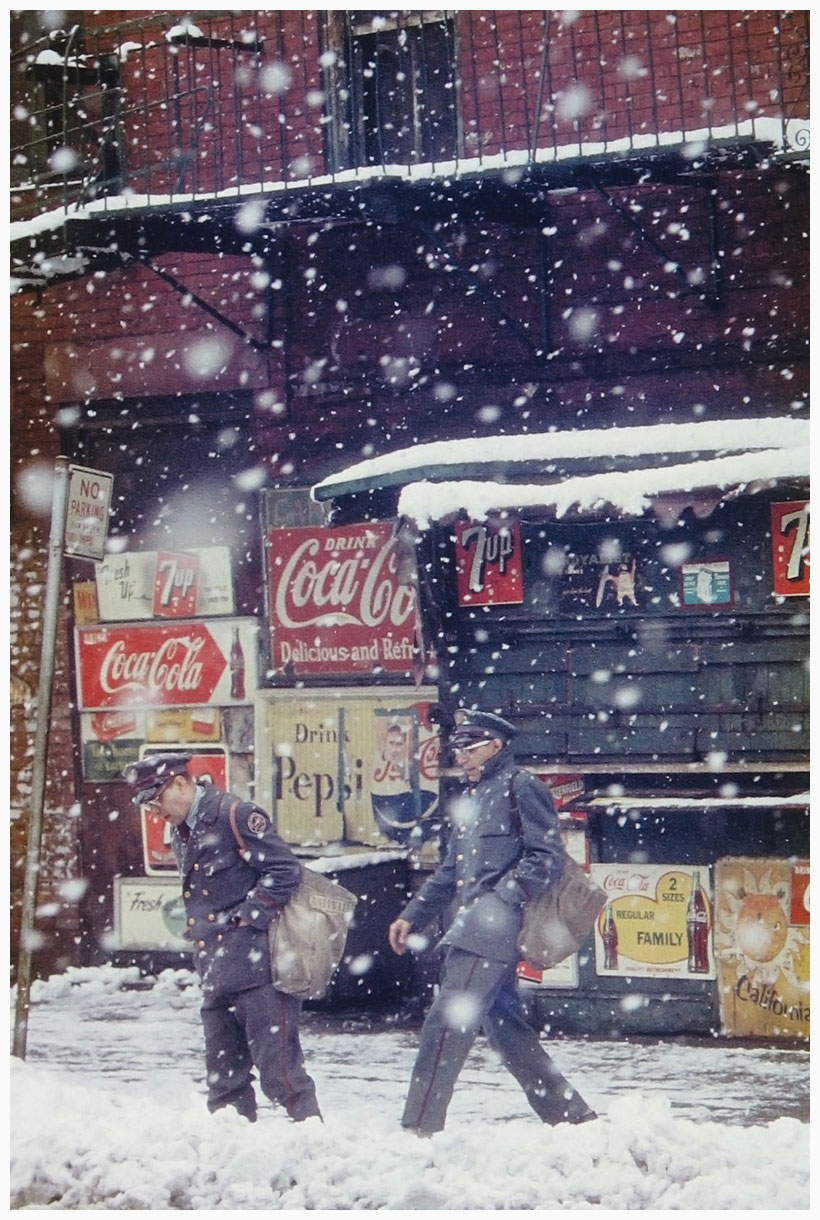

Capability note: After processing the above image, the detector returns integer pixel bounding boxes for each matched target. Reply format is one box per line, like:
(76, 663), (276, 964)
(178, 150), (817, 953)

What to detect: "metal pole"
(12, 456), (71, 1059)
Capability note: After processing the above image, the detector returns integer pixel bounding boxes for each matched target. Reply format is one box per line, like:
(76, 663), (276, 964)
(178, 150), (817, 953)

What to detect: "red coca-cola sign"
(267, 523), (417, 675)
(77, 622), (231, 709)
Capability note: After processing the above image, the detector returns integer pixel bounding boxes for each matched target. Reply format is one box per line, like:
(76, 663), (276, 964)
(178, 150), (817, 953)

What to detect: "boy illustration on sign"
(370, 710), (439, 845)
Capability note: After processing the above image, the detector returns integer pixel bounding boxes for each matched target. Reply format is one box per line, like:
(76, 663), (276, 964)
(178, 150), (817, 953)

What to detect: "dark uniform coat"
(174, 785), (302, 996)
(400, 746), (565, 962)
(396, 745), (595, 1133)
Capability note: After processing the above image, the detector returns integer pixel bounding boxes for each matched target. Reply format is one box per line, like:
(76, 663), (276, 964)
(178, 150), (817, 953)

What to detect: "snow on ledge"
(396, 446), (809, 527)
(9, 116), (803, 252)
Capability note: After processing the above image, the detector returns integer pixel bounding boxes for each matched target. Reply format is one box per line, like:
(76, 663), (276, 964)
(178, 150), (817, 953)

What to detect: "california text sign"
(266, 523), (417, 675)
(75, 619), (257, 709)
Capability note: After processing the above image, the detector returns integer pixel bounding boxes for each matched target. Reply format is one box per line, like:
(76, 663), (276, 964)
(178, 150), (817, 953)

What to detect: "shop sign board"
(454, 520), (524, 606)
(152, 551), (201, 618)
(680, 558), (734, 607)
(138, 748), (228, 873)
(770, 501), (810, 595)
(541, 773), (585, 810)
(64, 464), (113, 561)
(80, 708), (224, 779)
(113, 876), (190, 951)
(94, 547), (233, 620)
(714, 857), (809, 1040)
(266, 523), (417, 675)
(73, 580), (99, 625)
(75, 618), (257, 710)
(255, 687), (439, 846)
(591, 863), (716, 980)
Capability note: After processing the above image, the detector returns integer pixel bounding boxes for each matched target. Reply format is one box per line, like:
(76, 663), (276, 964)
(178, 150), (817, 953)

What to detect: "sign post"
(13, 459), (112, 1059)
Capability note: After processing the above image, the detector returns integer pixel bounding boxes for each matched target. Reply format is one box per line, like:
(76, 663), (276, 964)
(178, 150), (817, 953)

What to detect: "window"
(322, 10), (457, 170)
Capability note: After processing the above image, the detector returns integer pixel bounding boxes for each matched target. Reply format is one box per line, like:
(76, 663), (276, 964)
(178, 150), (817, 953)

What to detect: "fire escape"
(11, 10), (809, 305)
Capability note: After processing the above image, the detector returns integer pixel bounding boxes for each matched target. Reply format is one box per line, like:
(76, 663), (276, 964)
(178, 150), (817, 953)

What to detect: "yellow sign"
(714, 857), (809, 1040)
(146, 707), (222, 742)
(255, 688), (440, 846)
(591, 864), (715, 979)
(73, 580), (99, 625)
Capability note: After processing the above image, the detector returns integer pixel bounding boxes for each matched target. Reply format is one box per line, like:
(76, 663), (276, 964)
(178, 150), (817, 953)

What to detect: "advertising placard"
(95, 547), (234, 620)
(73, 580), (99, 625)
(454, 520), (524, 606)
(145, 707), (222, 743)
(680, 559), (733, 607)
(266, 523), (418, 675)
(75, 618), (258, 710)
(152, 551), (201, 618)
(770, 501), (810, 595)
(591, 863), (716, 980)
(714, 857), (809, 1040)
(113, 876), (190, 950)
(255, 688), (440, 845)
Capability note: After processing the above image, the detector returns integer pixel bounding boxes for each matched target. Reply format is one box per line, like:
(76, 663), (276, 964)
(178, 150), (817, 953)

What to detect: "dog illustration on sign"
(596, 560), (638, 608)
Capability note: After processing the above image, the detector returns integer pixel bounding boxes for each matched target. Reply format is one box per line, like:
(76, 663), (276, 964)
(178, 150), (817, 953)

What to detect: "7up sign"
(65, 465), (114, 561)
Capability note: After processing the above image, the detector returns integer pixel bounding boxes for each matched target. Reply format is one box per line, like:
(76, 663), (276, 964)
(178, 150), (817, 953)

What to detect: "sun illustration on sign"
(715, 866), (809, 988)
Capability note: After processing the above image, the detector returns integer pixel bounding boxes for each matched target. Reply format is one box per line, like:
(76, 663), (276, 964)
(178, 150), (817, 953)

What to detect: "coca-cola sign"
(76, 619), (258, 709)
(267, 523), (417, 675)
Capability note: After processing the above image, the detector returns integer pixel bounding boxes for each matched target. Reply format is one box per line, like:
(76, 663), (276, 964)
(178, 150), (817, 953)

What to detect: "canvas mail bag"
(227, 802), (358, 1001)
(509, 774), (607, 971)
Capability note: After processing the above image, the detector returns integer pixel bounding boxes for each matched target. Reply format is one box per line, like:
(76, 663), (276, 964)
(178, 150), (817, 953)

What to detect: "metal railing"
(10, 9), (810, 225)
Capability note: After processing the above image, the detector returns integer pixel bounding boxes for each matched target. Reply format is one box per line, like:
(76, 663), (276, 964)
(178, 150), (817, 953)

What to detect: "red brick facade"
(10, 10), (809, 980)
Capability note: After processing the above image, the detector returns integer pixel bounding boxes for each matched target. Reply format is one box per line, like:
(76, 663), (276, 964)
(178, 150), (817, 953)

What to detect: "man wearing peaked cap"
(448, 709), (517, 748)
(121, 753), (193, 809)
(121, 753), (322, 1126)
(388, 707), (597, 1135)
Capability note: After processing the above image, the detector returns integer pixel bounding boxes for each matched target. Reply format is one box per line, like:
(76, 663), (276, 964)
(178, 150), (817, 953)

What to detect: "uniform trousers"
(402, 946), (595, 1134)
(201, 982), (321, 1122)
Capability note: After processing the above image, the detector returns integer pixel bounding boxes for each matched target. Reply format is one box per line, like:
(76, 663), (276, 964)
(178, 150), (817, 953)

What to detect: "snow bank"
(9, 1056), (809, 1210)
(9, 966), (810, 1211)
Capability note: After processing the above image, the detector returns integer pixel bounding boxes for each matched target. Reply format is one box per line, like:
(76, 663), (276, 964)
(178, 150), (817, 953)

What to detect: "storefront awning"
(312, 416), (809, 526)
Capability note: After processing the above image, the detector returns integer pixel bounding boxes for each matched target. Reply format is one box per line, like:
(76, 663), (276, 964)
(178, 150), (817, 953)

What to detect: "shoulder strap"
(225, 797), (246, 855)
(508, 770), (524, 834)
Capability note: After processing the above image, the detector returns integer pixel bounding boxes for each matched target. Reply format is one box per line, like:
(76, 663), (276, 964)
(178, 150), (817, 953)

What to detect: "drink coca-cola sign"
(267, 523), (417, 675)
(76, 619), (258, 709)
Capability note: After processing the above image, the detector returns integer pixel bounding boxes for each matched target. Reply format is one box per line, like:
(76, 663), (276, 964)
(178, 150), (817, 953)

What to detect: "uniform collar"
(184, 783), (206, 832)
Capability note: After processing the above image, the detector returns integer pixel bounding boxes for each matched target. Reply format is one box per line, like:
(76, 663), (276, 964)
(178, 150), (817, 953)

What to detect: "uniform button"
(456, 879), (464, 888)
(194, 863), (200, 871)
(197, 940), (205, 948)
(201, 889), (209, 896)
(217, 934), (223, 942)
(187, 917), (195, 927)
(208, 913), (215, 921)
(184, 891), (191, 899)
(456, 854), (464, 862)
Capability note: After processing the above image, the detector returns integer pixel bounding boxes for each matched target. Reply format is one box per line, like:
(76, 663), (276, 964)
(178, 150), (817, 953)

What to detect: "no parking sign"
(65, 465), (113, 561)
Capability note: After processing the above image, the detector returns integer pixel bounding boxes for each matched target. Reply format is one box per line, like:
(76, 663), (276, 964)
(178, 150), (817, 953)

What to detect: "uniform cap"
(449, 710), (517, 748)
(121, 752), (192, 806)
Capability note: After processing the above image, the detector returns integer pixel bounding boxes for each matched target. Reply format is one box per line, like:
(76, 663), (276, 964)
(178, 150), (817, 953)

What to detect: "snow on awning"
(584, 793), (810, 812)
(312, 417), (809, 527)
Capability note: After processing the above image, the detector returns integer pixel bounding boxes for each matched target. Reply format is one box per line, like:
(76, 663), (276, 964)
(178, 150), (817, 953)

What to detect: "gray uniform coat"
(174, 784), (302, 996)
(400, 747), (565, 963)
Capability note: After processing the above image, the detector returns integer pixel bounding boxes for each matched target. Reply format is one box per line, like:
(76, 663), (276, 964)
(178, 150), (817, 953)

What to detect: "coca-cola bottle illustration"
(602, 904), (619, 970)
(686, 870), (710, 973)
(229, 628), (246, 701)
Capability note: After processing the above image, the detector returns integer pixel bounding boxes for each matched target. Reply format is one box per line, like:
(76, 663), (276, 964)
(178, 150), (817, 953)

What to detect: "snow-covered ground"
(10, 966), (809, 1211)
